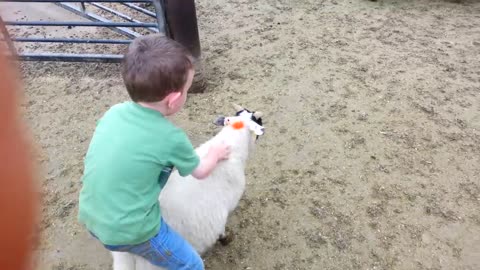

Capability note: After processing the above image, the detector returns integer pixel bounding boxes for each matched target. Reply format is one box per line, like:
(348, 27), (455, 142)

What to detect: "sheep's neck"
(197, 126), (251, 164)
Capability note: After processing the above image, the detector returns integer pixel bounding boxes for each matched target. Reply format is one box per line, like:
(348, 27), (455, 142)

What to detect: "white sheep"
(111, 104), (264, 270)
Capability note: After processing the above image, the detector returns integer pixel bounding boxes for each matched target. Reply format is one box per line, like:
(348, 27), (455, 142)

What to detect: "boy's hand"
(191, 143), (231, 180)
(209, 143), (231, 161)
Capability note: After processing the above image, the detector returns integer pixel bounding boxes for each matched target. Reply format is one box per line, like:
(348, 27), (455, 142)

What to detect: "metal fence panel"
(0, 0), (166, 62)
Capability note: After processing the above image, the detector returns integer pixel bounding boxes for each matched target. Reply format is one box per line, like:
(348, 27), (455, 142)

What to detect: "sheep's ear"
(232, 103), (244, 112)
(214, 116), (226, 126)
(253, 111), (263, 118)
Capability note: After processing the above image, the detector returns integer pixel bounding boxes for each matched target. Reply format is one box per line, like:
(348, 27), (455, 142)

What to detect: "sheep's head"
(214, 103), (265, 139)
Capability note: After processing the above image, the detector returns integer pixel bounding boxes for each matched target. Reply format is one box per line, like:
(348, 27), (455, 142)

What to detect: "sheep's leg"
(113, 251), (167, 270)
(218, 229), (234, 246)
(135, 255), (166, 270)
(112, 251), (135, 270)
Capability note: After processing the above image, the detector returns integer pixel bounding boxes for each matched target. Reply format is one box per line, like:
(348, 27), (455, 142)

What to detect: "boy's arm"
(191, 143), (230, 179)
(169, 130), (230, 179)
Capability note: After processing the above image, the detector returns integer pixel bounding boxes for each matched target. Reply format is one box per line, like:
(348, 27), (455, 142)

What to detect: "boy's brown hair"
(122, 34), (194, 102)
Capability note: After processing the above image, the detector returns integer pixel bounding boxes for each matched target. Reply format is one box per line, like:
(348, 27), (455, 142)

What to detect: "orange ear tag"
(231, 121), (245, 130)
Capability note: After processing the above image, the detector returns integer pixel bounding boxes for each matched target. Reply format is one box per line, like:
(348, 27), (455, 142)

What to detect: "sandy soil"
(1, 0), (480, 269)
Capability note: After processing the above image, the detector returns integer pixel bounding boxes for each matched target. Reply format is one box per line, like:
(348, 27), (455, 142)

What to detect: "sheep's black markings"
(235, 108), (264, 140)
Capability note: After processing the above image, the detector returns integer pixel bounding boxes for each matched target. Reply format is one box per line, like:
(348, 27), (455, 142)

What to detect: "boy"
(78, 34), (230, 269)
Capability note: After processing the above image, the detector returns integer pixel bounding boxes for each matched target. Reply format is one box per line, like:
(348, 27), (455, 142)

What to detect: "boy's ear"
(166, 91), (182, 108)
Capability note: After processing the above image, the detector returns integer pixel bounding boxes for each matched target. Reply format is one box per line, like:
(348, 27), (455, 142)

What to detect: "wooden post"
(163, 0), (206, 93)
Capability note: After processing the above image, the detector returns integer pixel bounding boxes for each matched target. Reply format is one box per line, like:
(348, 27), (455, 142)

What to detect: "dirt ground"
(1, 0), (480, 269)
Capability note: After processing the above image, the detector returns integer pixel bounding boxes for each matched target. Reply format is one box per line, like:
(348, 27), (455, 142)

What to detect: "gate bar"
(89, 2), (158, 33)
(152, 0), (167, 37)
(7, 37), (132, 44)
(5, 0), (152, 2)
(4, 21), (157, 27)
(55, 2), (143, 38)
(17, 52), (124, 62)
(121, 3), (156, 18)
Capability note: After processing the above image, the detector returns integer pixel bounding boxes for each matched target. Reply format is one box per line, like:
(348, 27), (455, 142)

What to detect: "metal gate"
(0, 0), (168, 62)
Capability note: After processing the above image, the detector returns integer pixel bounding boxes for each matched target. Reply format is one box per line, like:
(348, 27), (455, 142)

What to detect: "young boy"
(78, 34), (230, 269)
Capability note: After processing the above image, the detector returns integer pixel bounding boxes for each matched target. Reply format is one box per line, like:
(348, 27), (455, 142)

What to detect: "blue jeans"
(99, 219), (204, 270)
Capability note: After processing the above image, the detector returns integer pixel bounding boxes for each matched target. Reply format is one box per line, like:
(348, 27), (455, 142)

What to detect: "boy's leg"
(107, 219), (204, 270)
(111, 251), (135, 270)
(149, 219), (204, 270)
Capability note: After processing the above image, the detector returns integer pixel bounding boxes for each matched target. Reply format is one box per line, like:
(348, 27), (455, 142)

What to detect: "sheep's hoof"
(218, 233), (234, 246)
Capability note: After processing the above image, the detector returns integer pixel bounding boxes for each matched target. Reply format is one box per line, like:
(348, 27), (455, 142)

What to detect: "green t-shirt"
(78, 101), (199, 245)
